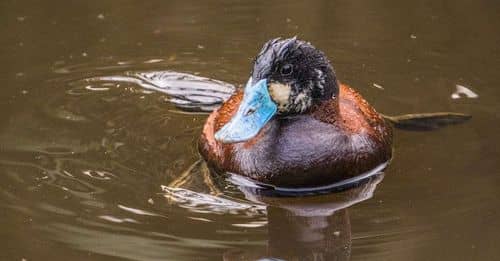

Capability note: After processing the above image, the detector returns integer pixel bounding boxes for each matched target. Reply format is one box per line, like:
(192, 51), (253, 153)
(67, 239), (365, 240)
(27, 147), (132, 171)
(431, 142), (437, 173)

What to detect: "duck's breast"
(231, 115), (390, 187)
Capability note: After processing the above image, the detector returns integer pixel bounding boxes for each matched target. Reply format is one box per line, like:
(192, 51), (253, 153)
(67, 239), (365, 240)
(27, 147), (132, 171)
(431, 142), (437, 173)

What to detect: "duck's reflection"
(264, 207), (351, 260)
(224, 174), (383, 261)
(166, 161), (383, 261)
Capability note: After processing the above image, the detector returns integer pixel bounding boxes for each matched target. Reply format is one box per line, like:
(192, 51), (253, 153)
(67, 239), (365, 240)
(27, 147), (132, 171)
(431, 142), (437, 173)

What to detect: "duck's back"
(199, 84), (392, 188)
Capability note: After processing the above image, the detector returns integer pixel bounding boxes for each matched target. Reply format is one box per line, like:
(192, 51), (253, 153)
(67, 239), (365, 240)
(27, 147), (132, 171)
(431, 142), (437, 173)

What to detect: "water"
(1, 0), (500, 260)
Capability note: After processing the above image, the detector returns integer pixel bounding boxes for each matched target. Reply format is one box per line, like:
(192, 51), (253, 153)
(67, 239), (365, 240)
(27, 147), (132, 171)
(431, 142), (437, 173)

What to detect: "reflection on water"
(87, 70), (235, 112)
(235, 175), (383, 260)
(1, 0), (500, 260)
(164, 161), (384, 260)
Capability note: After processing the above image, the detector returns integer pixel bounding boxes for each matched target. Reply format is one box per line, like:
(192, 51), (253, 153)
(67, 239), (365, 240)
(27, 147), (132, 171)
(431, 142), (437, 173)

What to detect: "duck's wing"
(88, 71), (236, 113)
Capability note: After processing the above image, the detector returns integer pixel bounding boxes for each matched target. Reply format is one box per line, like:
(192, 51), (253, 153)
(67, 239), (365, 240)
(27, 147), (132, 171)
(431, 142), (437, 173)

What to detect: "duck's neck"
(310, 97), (340, 124)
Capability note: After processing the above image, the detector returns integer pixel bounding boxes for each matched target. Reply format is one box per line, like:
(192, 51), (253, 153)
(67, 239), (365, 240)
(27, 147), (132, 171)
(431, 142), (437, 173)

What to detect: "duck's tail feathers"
(382, 112), (471, 131)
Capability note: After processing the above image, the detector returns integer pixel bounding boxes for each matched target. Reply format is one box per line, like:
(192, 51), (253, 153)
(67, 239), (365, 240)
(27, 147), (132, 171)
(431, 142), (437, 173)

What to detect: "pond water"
(1, 0), (499, 260)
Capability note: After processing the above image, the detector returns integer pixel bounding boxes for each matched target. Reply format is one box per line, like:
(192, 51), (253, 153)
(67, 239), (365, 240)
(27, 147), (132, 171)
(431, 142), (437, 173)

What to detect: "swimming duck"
(199, 37), (393, 189)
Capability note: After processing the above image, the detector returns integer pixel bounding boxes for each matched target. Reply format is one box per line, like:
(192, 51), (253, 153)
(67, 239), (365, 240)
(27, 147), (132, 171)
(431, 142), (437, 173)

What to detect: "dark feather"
(383, 112), (471, 131)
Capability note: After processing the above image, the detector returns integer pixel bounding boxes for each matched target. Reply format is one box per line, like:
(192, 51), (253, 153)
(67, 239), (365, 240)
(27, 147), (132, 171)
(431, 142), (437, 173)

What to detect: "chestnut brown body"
(199, 83), (393, 188)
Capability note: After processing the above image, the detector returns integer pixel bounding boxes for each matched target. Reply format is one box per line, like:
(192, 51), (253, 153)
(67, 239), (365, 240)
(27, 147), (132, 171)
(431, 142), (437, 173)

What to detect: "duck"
(199, 37), (393, 189)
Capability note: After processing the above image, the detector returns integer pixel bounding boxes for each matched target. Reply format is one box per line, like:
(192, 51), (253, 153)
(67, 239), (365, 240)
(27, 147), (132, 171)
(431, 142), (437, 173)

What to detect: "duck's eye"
(280, 64), (293, 76)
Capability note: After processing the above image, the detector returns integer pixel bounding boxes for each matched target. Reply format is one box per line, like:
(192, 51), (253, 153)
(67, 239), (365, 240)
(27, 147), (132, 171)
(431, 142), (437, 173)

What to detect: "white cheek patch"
(268, 83), (291, 112)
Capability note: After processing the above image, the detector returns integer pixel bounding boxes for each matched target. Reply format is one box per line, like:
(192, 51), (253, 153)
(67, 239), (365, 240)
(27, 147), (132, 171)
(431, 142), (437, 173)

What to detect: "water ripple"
(160, 186), (266, 217)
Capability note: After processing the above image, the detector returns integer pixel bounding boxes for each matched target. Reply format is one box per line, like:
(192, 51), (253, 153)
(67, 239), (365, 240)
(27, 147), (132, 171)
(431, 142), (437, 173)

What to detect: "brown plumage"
(199, 83), (392, 188)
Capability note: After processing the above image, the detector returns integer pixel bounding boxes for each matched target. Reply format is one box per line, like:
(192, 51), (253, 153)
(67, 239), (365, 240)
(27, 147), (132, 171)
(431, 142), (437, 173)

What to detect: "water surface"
(1, 1), (500, 260)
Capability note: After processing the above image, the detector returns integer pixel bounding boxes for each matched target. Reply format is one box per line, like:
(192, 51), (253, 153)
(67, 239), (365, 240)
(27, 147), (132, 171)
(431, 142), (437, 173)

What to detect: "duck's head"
(215, 37), (338, 143)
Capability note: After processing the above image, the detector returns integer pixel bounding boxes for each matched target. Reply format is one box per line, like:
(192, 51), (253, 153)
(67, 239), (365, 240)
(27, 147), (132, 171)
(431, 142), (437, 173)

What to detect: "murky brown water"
(2, 0), (500, 260)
